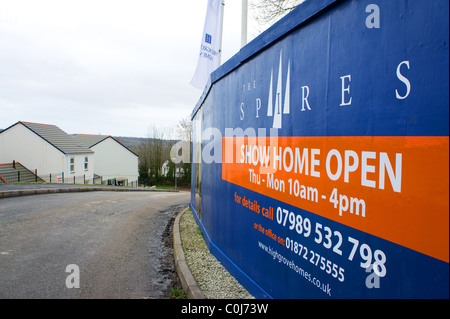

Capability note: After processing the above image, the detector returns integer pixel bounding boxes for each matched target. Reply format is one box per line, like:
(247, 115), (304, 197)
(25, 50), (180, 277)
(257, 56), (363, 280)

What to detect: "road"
(0, 190), (190, 299)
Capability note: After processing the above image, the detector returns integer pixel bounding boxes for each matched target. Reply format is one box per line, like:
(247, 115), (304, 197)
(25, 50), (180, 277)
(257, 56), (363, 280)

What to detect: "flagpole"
(190, 0), (226, 88)
(218, 0), (225, 65)
(241, 0), (248, 47)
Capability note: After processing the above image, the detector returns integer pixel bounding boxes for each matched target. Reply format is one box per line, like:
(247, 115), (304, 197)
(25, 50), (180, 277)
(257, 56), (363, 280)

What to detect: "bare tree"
(251, 0), (305, 28)
(176, 116), (192, 143)
(174, 116), (192, 184)
(149, 125), (165, 182)
(136, 124), (166, 185)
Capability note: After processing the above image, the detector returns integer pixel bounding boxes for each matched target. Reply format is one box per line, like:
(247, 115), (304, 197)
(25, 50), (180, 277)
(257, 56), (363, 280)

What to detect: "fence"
(0, 162), (138, 187)
(39, 172), (91, 185)
(0, 162), (44, 183)
(39, 173), (138, 187)
(0, 168), (43, 183)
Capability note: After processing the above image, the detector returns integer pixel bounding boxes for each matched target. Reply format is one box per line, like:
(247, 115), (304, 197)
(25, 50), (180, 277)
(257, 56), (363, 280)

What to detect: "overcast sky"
(0, 0), (261, 138)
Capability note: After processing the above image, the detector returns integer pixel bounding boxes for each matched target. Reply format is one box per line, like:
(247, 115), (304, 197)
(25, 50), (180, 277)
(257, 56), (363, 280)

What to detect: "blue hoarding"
(190, 0), (449, 298)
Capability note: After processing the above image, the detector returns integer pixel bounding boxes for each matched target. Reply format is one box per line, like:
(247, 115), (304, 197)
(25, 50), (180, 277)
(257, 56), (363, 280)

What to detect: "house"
(0, 121), (94, 183)
(73, 134), (138, 186)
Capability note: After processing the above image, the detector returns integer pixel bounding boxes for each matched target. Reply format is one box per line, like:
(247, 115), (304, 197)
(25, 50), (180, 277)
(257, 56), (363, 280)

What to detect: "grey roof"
(18, 121), (93, 155)
(73, 134), (138, 157)
(73, 134), (109, 148)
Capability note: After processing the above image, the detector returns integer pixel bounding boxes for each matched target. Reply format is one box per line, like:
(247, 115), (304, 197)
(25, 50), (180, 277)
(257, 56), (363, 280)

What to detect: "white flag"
(190, 0), (223, 89)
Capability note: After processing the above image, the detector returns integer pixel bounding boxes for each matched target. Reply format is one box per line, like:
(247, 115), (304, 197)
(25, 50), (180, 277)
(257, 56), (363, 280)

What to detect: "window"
(84, 157), (88, 170)
(70, 157), (75, 173)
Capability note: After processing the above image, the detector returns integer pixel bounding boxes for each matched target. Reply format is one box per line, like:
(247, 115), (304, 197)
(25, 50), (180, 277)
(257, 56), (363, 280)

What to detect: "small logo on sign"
(205, 33), (212, 44)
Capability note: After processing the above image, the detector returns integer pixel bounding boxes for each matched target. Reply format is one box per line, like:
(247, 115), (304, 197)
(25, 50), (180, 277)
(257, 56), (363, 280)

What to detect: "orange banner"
(222, 136), (449, 263)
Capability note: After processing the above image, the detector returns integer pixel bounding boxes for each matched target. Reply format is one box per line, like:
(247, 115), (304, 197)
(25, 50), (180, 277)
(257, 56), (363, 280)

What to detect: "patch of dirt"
(159, 204), (186, 298)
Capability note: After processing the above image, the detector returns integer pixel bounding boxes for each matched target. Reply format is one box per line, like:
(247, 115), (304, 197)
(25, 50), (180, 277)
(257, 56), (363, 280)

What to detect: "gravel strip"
(179, 209), (254, 299)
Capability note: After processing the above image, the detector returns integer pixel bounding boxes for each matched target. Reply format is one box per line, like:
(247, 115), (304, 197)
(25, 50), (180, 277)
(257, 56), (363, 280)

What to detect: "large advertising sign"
(190, 0), (449, 298)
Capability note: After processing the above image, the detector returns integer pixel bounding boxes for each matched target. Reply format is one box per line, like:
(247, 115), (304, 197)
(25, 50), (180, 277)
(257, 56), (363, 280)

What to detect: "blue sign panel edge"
(189, 202), (274, 299)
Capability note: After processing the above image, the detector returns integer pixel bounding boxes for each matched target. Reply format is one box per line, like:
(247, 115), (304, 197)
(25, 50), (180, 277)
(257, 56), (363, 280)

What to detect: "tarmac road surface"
(0, 190), (190, 299)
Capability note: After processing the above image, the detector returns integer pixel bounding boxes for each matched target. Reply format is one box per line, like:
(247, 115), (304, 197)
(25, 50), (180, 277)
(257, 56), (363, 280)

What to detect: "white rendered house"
(74, 134), (139, 186)
(0, 121), (94, 183)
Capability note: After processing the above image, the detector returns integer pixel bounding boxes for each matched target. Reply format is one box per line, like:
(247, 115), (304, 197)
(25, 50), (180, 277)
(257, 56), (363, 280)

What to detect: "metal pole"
(175, 163), (177, 191)
(241, 0), (248, 47)
(218, 0), (225, 66)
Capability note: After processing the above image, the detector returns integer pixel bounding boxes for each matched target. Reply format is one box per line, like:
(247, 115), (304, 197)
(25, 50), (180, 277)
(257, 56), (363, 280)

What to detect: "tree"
(250, 0), (305, 28)
(136, 125), (166, 185)
(174, 116), (192, 186)
(136, 118), (193, 187)
(176, 116), (192, 144)
(148, 125), (165, 183)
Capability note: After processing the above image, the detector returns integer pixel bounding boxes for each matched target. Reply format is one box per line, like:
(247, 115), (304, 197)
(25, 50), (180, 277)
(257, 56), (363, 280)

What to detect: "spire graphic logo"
(267, 52), (291, 129)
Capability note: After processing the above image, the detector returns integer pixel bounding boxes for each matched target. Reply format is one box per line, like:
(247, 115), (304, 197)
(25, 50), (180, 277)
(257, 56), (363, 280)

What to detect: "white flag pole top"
(190, 0), (225, 90)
